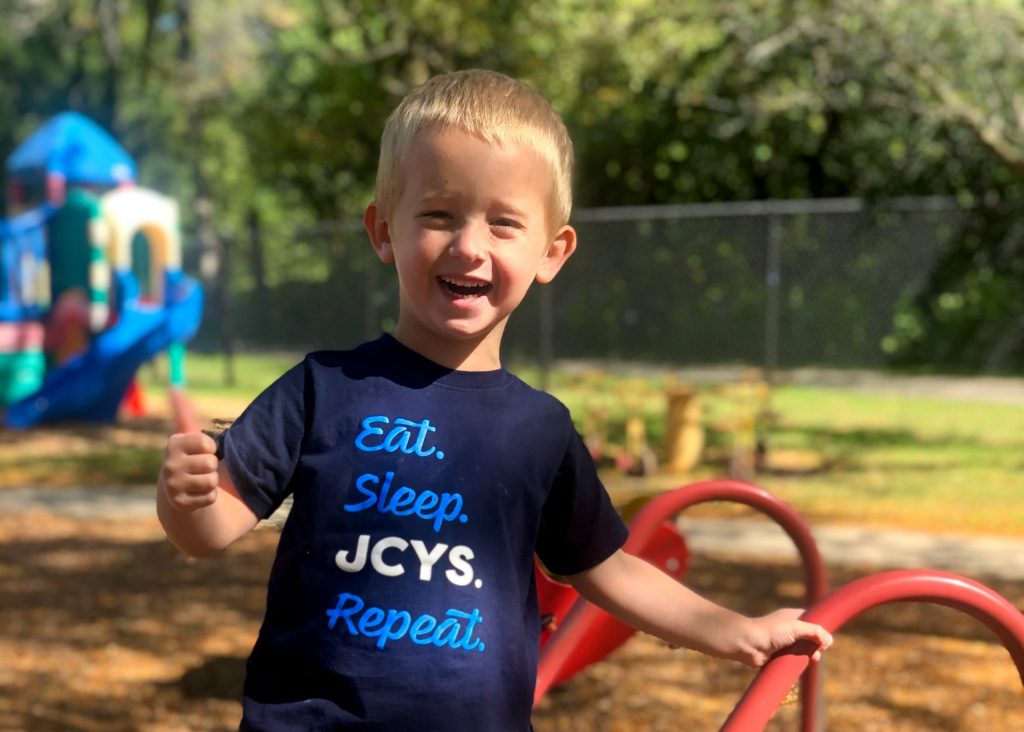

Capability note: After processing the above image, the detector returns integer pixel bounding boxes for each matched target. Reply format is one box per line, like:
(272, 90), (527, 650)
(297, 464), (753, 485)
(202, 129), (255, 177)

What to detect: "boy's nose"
(448, 225), (486, 261)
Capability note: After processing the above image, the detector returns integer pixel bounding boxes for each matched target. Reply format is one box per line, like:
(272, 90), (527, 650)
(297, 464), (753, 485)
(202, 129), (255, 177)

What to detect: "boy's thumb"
(170, 388), (201, 434)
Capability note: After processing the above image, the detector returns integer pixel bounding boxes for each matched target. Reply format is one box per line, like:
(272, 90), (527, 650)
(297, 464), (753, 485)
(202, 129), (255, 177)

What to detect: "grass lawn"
(529, 367), (1024, 537)
(140, 350), (300, 403)
(755, 387), (1024, 534)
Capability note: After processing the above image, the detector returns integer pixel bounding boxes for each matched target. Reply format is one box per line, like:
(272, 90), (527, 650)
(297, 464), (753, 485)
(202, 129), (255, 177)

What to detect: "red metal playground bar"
(721, 569), (1024, 731)
(536, 482), (1024, 730)
(535, 480), (830, 731)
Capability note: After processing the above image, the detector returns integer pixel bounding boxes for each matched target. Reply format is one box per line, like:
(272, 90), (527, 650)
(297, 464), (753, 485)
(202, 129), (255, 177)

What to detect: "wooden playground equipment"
(580, 369), (776, 481)
(712, 371), (773, 480)
(581, 374), (662, 477)
(662, 381), (704, 472)
(534, 479), (1024, 731)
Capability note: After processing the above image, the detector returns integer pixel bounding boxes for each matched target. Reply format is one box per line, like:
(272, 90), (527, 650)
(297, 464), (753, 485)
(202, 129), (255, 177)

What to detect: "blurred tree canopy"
(1, 0), (1023, 369)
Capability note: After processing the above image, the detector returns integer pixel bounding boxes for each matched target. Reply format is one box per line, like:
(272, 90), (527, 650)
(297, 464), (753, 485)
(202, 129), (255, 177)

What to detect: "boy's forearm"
(567, 550), (751, 660)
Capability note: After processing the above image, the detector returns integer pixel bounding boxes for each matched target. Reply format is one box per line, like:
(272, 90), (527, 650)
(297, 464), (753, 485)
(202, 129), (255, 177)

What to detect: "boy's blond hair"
(374, 69), (574, 229)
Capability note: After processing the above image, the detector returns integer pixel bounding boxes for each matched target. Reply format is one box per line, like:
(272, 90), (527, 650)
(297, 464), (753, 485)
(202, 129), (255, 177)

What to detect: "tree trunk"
(247, 206), (266, 297)
(178, 0), (235, 385)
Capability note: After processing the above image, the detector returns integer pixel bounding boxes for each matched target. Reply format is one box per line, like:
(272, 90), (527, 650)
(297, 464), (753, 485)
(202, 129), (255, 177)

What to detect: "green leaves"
(3, 0), (1024, 367)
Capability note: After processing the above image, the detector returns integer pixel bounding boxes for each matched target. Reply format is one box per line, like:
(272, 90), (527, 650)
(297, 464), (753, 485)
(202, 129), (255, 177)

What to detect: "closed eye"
(419, 210), (456, 230)
(489, 220), (521, 241)
(491, 218), (526, 238)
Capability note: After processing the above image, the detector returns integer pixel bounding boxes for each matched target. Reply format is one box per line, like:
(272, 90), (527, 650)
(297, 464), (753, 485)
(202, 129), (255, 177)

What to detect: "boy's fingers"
(183, 472), (220, 495)
(798, 621), (833, 649)
(818, 628), (833, 649)
(181, 452), (219, 475)
(772, 610), (832, 650)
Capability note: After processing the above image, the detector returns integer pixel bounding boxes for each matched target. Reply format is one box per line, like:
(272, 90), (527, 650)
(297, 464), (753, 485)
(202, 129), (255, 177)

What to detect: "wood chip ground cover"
(0, 512), (1021, 731)
(1, 401), (1022, 730)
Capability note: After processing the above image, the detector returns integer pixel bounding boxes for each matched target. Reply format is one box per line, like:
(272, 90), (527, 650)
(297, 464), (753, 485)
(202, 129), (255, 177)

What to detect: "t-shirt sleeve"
(215, 360), (308, 520)
(535, 427), (629, 576)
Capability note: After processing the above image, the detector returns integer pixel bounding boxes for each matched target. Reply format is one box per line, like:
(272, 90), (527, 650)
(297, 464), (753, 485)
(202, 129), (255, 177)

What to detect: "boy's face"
(365, 128), (576, 369)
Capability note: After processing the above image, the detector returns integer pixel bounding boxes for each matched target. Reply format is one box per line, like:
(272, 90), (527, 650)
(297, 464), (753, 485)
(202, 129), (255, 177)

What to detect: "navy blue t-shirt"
(219, 335), (628, 731)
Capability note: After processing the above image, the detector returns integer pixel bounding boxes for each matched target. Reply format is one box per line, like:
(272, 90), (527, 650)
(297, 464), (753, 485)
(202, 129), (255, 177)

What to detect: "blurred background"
(1, 2), (1023, 731)
(4, 0), (1024, 373)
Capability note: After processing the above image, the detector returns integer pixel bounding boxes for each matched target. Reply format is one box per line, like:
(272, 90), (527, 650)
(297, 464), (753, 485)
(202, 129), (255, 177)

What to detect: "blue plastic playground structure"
(1, 112), (203, 427)
(7, 111), (137, 186)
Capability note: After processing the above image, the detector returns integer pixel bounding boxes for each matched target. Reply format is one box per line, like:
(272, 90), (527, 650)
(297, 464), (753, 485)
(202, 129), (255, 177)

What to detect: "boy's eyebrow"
(414, 190), (457, 203)
(409, 193), (454, 212)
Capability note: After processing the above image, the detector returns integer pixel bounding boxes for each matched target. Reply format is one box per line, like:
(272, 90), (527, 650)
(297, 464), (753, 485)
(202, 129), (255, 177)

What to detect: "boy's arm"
(567, 549), (832, 667)
(156, 432), (260, 558)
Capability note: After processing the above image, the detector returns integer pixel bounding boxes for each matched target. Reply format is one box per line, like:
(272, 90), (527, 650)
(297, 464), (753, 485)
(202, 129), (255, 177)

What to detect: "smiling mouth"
(438, 276), (492, 299)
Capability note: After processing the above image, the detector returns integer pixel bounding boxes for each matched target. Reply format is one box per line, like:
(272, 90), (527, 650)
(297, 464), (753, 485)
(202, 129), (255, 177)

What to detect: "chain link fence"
(203, 197), (967, 374)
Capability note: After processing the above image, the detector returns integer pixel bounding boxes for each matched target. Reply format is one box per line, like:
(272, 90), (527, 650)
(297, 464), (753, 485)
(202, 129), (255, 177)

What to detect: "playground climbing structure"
(0, 112), (202, 428)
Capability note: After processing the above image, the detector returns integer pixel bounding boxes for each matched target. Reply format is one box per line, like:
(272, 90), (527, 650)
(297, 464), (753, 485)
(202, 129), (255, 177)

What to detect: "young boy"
(157, 69), (831, 731)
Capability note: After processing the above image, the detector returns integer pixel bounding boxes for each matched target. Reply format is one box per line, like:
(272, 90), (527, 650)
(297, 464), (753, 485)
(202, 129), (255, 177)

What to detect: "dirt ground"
(1, 407), (1023, 730)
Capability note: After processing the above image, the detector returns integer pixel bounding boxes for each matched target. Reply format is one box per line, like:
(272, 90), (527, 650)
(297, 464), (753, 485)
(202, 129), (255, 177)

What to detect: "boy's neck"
(390, 323), (505, 372)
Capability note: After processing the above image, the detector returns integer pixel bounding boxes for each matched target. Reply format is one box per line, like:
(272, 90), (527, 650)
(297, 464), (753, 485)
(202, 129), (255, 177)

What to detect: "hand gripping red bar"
(536, 479), (829, 732)
(722, 569), (1024, 731)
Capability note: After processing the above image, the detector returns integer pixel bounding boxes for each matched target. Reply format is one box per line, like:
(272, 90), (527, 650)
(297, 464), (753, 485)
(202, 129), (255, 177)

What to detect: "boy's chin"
(434, 318), (511, 348)
(436, 323), (502, 343)
(399, 319), (490, 343)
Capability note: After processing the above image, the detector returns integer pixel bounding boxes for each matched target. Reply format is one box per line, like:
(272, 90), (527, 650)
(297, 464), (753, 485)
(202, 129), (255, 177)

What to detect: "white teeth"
(440, 277), (488, 289)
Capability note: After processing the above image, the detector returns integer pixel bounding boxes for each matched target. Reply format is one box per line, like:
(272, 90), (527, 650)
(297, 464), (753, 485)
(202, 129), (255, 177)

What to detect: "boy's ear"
(535, 225), (577, 284)
(364, 202), (394, 264)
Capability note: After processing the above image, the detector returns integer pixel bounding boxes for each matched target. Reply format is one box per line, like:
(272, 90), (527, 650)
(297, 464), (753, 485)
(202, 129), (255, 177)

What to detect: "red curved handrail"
(624, 480), (829, 603)
(536, 479), (829, 732)
(721, 569), (1024, 731)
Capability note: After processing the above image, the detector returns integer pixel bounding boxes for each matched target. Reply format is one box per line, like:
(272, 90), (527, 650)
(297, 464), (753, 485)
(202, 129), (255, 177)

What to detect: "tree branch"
(857, 3), (1024, 177)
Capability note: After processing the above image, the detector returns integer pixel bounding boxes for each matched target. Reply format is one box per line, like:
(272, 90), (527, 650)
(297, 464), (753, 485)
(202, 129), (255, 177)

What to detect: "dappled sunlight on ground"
(0, 512), (1021, 731)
